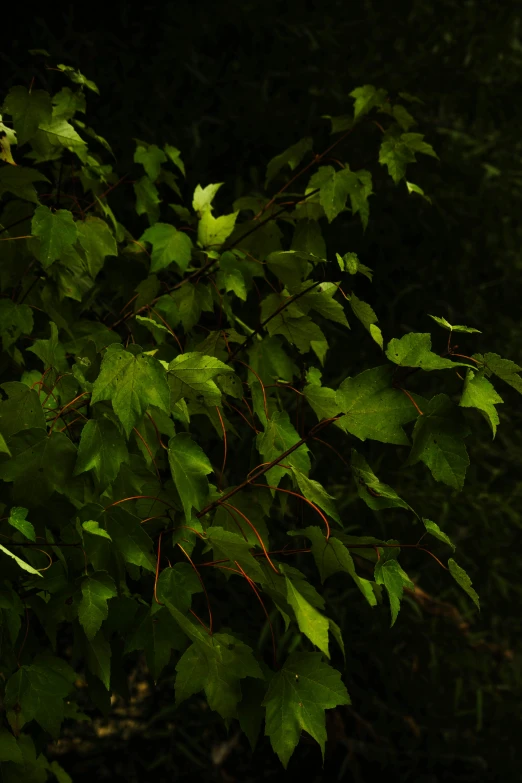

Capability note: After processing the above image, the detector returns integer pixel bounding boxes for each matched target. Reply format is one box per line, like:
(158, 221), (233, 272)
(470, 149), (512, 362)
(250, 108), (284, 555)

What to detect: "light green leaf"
(140, 222), (193, 273)
(168, 433), (213, 521)
(406, 181), (432, 203)
(0, 543), (43, 577)
(291, 468), (340, 523)
(405, 394), (470, 490)
(91, 345), (170, 436)
(422, 518), (455, 551)
(336, 251), (373, 280)
(56, 64), (100, 93)
(428, 314), (480, 333)
(386, 332), (472, 370)
(284, 570), (329, 657)
(7, 506), (35, 541)
(37, 117), (88, 155)
(78, 572), (117, 640)
(265, 137), (312, 188)
(348, 292), (378, 332)
(336, 365), (421, 445)
(168, 352), (235, 407)
(350, 85), (388, 120)
(379, 130), (437, 184)
(475, 352), (522, 395)
(3, 86), (52, 145)
(192, 182), (223, 214)
(460, 368), (503, 437)
(31, 206), (77, 268)
(82, 520), (112, 541)
(0, 166), (49, 203)
(206, 527), (265, 582)
(164, 144), (185, 177)
(263, 652), (350, 768)
(52, 86), (86, 120)
(74, 418), (129, 490)
(198, 209), (238, 248)
(448, 559), (480, 610)
(351, 449), (413, 512)
(76, 217), (117, 278)
(374, 558), (414, 626)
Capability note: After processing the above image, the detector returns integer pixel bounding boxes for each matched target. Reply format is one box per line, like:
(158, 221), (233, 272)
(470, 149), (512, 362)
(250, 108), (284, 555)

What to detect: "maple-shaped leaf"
(256, 411), (311, 487)
(52, 86), (86, 120)
(168, 433), (213, 521)
(78, 572), (117, 641)
(36, 116), (88, 158)
(448, 558), (480, 610)
(263, 652), (350, 768)
(336, 251), (373, 281)
(125, 604), (184, 682)
(0, 165), (50, 203)
(175, 633), (263, 719)
(350, 85), (388, 120)
(134, 140), (167, 180)
(198, 209), (239, 248)
(303, 369), (340, 421)
(460, 368), (503, 437)
(266, 250), (315, 288)
(205, 527), (265, 582)
(264, 310), (328, 364)
(74, 417), (129, 491)
(164, 144), (185, 176)
(386, 332), (471, 371)
(91, 344), (169, 436)
(290, 526), (377, 606)
(265, 137), (312, 188)
(351, 448), (413, 513)
(283, 566), (330, 656)
(379, 130), (437, 184)
(31, 206), (77, 269)
(374, 557), (414, 626)
(405, 394), (470, 490)
(475, 352), (522, 395)
(56, 64), (99, 93)
(156, 562), (204, 613)
(3, 86), (52, 145)
(192, 182), (223, 214)
(0, 428), (77, 506)
(76, 216), (117, 278)
(336, 365), (422, 445)
(7, 506), (35, 541)
(167, 352), (235, 407)
(104, 506), (156, 572)
(140, 223), (193, 274)
(5, 657), (75, 737)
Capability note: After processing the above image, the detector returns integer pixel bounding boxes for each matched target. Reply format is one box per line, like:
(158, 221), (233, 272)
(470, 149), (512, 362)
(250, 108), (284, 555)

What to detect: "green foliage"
(0, 58), (517, 780)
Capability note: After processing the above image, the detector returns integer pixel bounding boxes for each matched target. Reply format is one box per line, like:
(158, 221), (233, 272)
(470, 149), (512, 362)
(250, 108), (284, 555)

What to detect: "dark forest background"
(3, 1), (522, 780)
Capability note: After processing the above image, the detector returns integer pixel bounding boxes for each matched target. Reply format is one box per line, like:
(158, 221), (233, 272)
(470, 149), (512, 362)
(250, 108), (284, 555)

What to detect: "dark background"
(3, 1), (522, 780)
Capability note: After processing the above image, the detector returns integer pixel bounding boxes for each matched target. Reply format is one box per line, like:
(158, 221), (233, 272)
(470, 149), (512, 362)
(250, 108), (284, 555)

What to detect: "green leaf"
(134, 176), (161, 224)
(175, 633), (263, 719)
(265, 137), (312, 188)
(31, 206), (78, 269)
(291, 527), (377, 606)
(164, 144), (185, 177)
(192, 182), (223, 214)
(427, 314), (481, 334)
(476, 352), (522, 395)
(0, 166), (49, 203)
(283, 566), (329, 656)
(105, 506), (156, 572)
(291, 219), (326, 259)
(5, 659), (74, 737)
(140, 223), (193, 274)
(52, 86), (86, 120)
(460, 368), (503, 437)
(26, 321), (67, 371)
(448, 558), (480, 610)
(347, 292), (378, 333)
(379, 130), (437, 184)
(406, 181), (432, 203)
(91, 345), (170, 436)
(167, 352), (234, 407)
(336, 365), (421, 445)
(374, 558), (414, 626)
(263, 652), (350, 768)
(405, 394), (470, 490)
(290, 468), (340, 523)
(82, 520), (112, 541)
(205, 527), (265, 582)
(74, 417), (129, 490)
(256, 411), (311, 487)
(0, 382), (46, 438)
(422, 518), (455, 551)
(0, 299), (34, 351)
(7, 506), (36, 541)
(0, 728), (23, 764)
(85, 630), (111, 689)
(0, 543), (43, 577)
(3, 86), (52, 145)
(36, 117), (88, 156)
(78, 572), (117, 641)
(56, 64), (100, 93)
(386, 332), (471, 370)
(198, 209), (238, 248)
(134, 141), (167, 180)
(0, 429), (77, 506)
(76, 217), (117, 278)
(350, 85), (388, 120)
(168, 433), (213, 521)
(125, 605), (183, 681)
(351, 449), (413, 512)
(156, 563), (204, 613)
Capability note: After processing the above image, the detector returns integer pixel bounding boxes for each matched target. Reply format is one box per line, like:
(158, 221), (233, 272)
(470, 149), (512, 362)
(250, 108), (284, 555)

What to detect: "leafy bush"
(0, 60), (519, 778)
